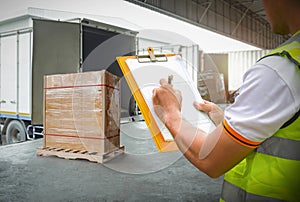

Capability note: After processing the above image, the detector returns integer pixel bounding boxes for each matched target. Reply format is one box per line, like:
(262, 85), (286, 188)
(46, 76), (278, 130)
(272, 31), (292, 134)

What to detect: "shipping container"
(200, 49), (269, 103)
(228, 49), (269, 91)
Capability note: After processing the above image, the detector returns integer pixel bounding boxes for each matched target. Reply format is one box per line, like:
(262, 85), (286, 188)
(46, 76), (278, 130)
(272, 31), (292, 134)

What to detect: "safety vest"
(220, 31), (300, 202)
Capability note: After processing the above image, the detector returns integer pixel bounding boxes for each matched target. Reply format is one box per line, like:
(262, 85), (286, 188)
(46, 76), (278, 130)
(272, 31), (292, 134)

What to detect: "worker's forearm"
(164, 111), (227, 178)
(166, 116), (255, 178)
(165, 112), (206, 157)
(166, 118), (224, 178)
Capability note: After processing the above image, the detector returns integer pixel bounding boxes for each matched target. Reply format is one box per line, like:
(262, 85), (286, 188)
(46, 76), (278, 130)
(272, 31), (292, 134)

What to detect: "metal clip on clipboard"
(137, 47), (168, 63)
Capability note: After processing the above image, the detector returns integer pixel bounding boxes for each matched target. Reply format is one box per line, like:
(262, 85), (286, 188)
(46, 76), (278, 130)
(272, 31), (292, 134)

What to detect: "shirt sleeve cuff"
(222, 119), (261, 148)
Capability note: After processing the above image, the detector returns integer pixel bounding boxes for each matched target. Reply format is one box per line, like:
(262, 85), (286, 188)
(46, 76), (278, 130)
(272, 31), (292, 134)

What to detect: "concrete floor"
(0, 121), (223, 202)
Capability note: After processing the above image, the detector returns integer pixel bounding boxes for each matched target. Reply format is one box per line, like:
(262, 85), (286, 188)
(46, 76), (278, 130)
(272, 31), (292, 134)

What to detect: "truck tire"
(6, 120), (26, 144)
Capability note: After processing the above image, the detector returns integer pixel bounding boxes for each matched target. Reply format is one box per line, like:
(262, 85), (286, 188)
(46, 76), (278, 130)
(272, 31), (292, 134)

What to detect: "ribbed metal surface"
(125, 0), (288, 49)
(228, 49), (269, 90)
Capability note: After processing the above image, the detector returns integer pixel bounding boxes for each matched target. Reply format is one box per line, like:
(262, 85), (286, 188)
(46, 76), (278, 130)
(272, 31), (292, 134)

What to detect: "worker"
(152, 0), (300, 201)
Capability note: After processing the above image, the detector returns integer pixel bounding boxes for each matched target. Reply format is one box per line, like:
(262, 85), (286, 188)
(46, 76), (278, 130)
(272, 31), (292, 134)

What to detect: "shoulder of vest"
(258, 32), (300, 69)
(259, 51), (300, 69)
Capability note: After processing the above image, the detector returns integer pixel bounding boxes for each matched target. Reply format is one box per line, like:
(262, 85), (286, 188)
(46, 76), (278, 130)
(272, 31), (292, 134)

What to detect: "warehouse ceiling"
(125, 0), (289, 49)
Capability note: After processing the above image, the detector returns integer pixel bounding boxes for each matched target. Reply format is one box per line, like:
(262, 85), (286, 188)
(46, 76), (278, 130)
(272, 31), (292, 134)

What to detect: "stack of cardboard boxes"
(37, 70), (123, 163)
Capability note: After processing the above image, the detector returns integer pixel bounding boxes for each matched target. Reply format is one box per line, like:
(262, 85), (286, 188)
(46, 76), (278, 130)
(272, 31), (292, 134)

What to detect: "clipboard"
(117, 47), (215, 152)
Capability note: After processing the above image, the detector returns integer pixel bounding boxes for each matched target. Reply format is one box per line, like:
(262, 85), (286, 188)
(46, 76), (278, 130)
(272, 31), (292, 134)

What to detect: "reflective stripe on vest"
(257, 136), (300, 160)
(221, 181), (288, 202)
(221, 31), (300, 202)
(222, 117), (300, 201)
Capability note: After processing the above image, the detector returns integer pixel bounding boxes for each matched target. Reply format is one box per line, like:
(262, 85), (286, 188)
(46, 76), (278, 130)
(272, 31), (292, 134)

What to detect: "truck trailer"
(0, 15), (136, 144)
(0, 8), (203, 145)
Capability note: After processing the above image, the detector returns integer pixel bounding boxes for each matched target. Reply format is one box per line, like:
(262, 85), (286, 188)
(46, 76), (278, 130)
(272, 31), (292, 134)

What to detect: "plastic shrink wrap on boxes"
(43, 70), (121, 154)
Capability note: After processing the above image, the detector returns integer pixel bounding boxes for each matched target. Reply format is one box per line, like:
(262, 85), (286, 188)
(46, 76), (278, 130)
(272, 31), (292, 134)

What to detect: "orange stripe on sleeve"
(222, 119), (261, 148)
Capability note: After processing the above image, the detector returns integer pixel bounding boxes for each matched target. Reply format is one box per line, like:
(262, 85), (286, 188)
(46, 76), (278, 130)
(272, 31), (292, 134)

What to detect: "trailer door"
(18, 31), (32, 120)
(32, 19), (80, 125)
(0, 34), (17, 117)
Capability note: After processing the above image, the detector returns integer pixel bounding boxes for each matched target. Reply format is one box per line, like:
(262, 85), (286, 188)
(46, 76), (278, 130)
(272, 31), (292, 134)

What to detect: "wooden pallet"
(36, 146), (125, 163)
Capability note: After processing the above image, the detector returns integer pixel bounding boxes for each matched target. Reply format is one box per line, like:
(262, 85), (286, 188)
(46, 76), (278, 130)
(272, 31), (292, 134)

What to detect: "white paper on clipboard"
(125, 55), (215, 141)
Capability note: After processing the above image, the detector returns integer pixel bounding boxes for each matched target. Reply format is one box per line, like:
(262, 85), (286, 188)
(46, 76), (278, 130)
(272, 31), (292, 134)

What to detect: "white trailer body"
(0, 27), (32, 122)
(0, 17), (33, 144)
(0, 14), (137, 144)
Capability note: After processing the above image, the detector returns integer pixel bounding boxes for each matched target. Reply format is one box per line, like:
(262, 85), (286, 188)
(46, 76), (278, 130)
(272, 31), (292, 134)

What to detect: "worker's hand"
(152, 79), (182, 125)
(193, 100), (224, 126)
